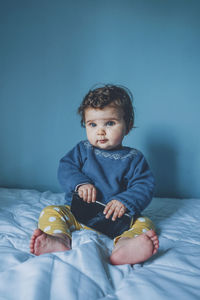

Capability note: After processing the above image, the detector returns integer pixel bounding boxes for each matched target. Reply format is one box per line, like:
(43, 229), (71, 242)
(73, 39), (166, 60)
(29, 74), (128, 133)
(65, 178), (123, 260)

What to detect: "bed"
(0, 187), (199, 300)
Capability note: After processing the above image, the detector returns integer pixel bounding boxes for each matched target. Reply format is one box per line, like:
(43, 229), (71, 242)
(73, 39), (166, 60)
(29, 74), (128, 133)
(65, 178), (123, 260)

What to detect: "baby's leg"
(110, 216), (159, 265)
(30, 205), (82, 256)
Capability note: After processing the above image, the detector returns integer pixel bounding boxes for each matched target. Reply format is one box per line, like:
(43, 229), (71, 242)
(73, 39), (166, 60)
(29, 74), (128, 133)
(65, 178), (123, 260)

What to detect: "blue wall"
(0, 0), (200, 198)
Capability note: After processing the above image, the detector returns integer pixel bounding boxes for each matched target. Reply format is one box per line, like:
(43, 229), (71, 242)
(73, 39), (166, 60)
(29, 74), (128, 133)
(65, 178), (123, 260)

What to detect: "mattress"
(0, 188), (199, 300)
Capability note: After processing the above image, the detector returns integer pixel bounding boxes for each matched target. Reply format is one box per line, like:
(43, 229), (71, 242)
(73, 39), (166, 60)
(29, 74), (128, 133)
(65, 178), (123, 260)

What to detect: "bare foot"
(30, 229), (71, 256)
(110, 230), (159, 265)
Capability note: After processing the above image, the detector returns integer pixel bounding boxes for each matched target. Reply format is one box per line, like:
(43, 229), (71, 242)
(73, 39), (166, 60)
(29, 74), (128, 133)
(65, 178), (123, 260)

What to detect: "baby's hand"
(103, 200), (127, 221)
(78, 184), (97, 203)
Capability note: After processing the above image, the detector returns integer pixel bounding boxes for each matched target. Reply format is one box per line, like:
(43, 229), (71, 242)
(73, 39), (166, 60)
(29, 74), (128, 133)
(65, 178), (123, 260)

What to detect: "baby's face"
(84, 104), (127, 150)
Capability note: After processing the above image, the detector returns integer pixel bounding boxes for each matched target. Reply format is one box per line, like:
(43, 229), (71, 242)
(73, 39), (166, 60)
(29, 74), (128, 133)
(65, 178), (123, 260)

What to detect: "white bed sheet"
(0, 188), (199, 300)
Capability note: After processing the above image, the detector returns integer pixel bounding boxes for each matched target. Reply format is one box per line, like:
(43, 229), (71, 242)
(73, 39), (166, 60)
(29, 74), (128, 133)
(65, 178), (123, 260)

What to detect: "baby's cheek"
(112, 132), (124, 144)
(86, 132), (96, 146)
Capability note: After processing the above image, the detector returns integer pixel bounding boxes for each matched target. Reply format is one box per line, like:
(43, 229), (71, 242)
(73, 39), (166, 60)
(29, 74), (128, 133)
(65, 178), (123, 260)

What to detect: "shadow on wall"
(146, 128), (179, 198)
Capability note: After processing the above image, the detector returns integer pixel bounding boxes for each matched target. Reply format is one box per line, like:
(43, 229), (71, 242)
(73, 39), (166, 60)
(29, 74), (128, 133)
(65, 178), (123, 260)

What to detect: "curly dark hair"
(78, 84), (134, 132)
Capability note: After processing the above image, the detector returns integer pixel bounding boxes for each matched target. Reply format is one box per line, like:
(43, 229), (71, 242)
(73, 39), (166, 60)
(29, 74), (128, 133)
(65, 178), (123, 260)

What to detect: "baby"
(30, 84), (159, 265)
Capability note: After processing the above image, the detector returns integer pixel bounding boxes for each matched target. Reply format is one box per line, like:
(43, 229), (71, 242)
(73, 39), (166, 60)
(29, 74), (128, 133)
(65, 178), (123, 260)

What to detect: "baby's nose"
(97, 127), (106, 135)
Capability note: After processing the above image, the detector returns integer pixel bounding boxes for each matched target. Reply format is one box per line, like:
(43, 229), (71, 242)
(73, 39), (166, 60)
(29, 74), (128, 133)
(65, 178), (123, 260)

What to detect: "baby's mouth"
(98, 139), (108, 144)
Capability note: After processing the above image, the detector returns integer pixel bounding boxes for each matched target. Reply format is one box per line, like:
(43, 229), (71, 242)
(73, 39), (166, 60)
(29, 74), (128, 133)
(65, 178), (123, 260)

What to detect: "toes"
(143, 230), (159, 255)
(151, 235), (158, 241)
(145, 230), (159, 246)
(29, 229), (43, 254)
(152, 245), (158, 255)
(152, 239), (159, 255)
(30, 235), (36, 253)
(151, 236), (159, 246)
(30, 229), (43, 244)
(30, 242), (35, 254)
(33, 228), (43, 237)
(153, 245), (159, 255)
(145, 230), (156, 238)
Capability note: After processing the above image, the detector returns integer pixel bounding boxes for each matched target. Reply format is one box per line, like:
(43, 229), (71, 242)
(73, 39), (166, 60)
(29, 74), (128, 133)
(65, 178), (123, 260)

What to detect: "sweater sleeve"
(57, 142), (93, 195)
(109, 152), (155, 217)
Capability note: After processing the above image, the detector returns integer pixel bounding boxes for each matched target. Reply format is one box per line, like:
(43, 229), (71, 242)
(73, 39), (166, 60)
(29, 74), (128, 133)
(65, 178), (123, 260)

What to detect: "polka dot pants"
(38, 205), (155, 244)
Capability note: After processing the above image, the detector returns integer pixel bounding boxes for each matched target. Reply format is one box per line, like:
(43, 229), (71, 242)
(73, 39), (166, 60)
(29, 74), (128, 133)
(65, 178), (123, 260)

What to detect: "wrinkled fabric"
(0, 188), (200, 300)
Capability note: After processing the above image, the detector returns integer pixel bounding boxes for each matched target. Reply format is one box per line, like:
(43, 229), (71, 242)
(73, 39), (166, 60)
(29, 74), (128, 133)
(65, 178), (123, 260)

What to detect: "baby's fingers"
(111, 207), (121, 221)
(87, 187), (96, 203)
(78, 184), (96, 203)
(78, 188), (83, 199)
(91, 187), (97, 203)
(103, 202), (113, 216)
(104, 202), (116, 219)
(118, 207), (126, 218)
(105, 207), (115, 219)
(86, 188), (93, 203)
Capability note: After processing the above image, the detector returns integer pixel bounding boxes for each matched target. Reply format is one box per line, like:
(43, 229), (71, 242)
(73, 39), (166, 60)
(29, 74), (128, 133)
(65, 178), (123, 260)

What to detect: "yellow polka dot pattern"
(38, 205), (83, 240)
(114, 216), (155, 245)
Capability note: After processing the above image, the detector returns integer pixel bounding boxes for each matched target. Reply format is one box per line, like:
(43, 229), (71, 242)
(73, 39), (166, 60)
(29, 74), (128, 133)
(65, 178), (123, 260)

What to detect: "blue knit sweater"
(58, 140), (155, 217)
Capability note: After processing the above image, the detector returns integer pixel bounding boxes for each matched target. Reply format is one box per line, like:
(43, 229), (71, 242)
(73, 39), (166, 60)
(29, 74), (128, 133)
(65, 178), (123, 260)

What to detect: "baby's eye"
(106, 121), (115, 126)
(89, 122), (97, 127)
